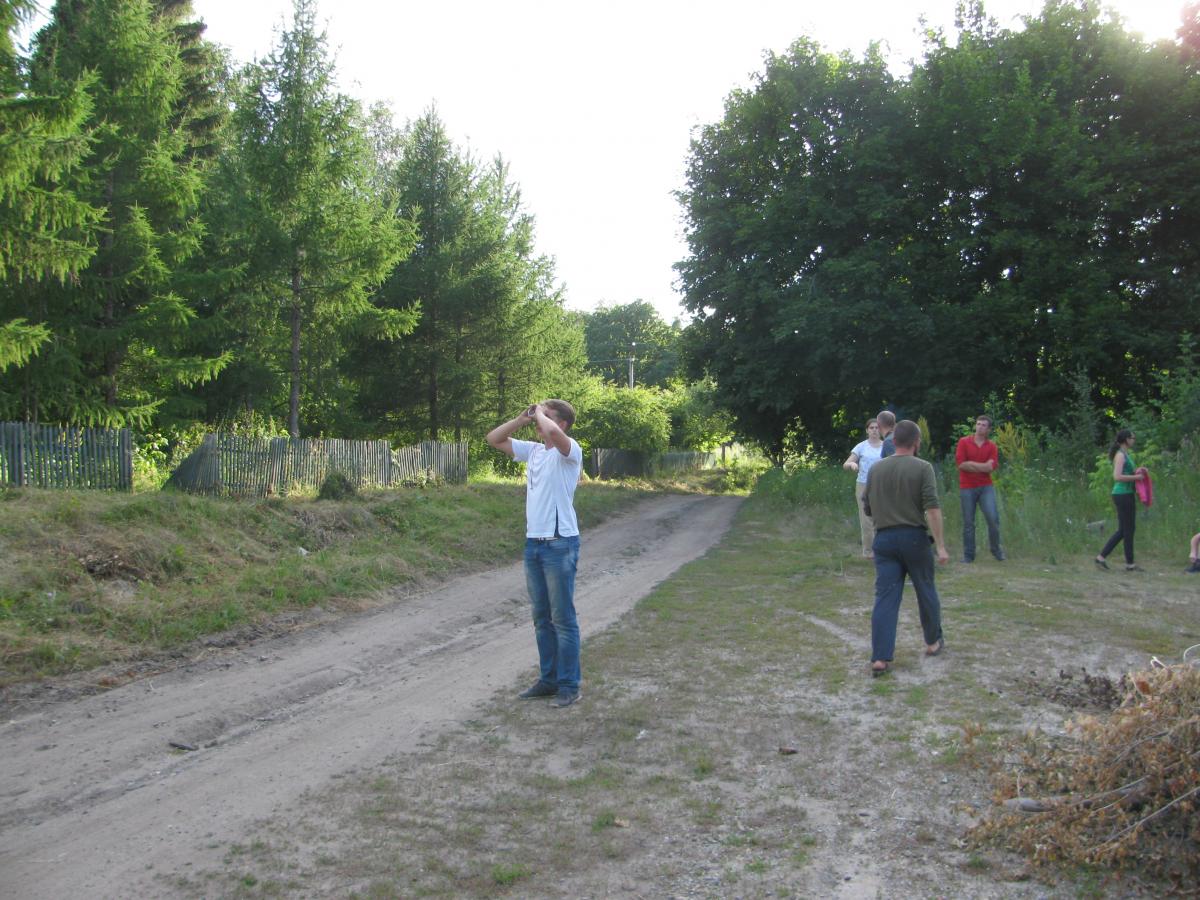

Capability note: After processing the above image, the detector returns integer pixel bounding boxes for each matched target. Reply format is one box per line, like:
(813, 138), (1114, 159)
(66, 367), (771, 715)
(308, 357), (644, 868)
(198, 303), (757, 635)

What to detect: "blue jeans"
(960, 485), (1003, 561)
(871, 526), (943, 663)
(524, 536), (581, 693)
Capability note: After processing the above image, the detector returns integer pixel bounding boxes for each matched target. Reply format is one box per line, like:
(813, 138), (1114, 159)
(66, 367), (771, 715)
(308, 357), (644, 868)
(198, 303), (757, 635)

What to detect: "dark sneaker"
(518, 681), (557, 700)
(1187, 560), (1200, 574)
(993, 552), (1006, 561)
(552, 690), (581, 709)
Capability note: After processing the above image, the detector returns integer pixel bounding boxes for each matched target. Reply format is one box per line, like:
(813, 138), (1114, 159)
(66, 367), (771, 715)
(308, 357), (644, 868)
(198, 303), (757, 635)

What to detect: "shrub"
(573, 383), (670, 454)
(721, 456), (770, 493)
(318, 470), (358, 501)
(663, 377), (735, 451)
(400, 467), (444, 489)
(132, 432), (171, 491)
(1128, 335), (1200, 453)
(755, 463), (842, 508)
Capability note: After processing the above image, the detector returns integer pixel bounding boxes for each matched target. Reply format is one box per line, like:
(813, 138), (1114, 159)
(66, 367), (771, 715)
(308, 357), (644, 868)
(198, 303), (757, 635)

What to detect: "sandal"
(925, 637), (945, 657)
(870, 662), (890, 678)
(1094, 557), (1109, 570)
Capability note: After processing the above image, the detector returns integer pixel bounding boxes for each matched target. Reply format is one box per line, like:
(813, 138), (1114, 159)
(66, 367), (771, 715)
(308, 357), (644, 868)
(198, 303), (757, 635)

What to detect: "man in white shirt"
(487, 400), (584, 708)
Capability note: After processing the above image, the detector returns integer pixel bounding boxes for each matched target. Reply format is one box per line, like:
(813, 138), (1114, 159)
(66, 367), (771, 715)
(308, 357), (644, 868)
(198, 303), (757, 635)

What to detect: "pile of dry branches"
(971, 658), (1200, 889)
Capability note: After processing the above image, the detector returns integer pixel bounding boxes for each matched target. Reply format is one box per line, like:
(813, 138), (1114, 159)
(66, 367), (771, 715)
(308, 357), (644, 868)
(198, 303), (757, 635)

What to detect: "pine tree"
(353, 110), (584, 442)
(0, 0), (100, 373)
(216, 0), (415, 437)
(0, 0), (227, 424)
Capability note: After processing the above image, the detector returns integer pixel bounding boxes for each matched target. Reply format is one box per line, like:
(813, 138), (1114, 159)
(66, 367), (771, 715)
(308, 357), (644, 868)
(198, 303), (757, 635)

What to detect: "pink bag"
(1135, 467), (1153, 507)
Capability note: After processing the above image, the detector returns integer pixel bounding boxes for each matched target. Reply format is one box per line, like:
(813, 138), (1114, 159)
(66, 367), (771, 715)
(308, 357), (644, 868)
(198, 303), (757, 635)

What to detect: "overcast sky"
(179, 1), (1187, 321)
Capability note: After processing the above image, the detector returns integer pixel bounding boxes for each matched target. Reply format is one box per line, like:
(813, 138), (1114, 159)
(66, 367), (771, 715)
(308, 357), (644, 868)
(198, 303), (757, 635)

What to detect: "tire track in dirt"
(0, 493), (741, 899)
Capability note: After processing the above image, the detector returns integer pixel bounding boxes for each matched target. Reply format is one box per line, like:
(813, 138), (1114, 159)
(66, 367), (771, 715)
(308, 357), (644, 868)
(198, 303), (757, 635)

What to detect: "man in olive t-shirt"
(862, 420), (949, 676)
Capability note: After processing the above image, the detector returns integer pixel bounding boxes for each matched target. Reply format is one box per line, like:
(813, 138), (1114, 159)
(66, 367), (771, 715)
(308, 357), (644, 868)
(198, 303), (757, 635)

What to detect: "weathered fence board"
(653, 451), (718, 475)
(588, 448), (718, 480)
(0, 422), (132, 491)
(165, 434), (468, 497)
(589, 448), (647, 479)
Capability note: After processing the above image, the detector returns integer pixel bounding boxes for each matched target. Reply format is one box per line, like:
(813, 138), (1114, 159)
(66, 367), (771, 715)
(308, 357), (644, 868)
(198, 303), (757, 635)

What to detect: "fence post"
(16, 422), (28, 487)
(118, 428), (132, 491)
(266, 437), (285, 495)
(0, 423), (11, 486)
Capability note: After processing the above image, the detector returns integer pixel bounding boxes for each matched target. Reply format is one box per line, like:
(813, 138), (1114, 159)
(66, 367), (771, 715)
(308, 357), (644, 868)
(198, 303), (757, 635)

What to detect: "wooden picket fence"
(652, 450), (718, 475)
(0, 421), (133, 490)
(588, 448), (717, 479)
(164, 434), (468, 497)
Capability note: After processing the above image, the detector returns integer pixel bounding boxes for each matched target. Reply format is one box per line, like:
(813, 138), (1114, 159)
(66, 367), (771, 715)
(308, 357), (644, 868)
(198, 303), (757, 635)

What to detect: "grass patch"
(591, 810), (619, 832)
(0, 479), (655, 683)
(490, 862), (531, 886)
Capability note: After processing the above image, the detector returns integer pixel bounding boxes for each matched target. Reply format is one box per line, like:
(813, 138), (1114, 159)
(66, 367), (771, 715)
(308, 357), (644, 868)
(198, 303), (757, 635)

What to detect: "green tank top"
(1112, 451), (1135, 495)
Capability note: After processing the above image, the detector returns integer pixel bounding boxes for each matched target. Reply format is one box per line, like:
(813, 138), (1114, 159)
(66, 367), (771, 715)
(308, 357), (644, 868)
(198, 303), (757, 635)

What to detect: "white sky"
(185, 2), (1187, 321)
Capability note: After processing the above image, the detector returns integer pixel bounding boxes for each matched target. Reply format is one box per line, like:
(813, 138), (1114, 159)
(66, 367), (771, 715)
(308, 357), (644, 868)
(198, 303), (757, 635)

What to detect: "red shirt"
(956, 435), (998, 489)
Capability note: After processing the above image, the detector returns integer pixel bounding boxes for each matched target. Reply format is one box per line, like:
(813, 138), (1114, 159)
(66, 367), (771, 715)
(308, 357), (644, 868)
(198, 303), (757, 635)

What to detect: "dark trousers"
(1100, 492), (1137, 565)
(871, 525), (944, 663)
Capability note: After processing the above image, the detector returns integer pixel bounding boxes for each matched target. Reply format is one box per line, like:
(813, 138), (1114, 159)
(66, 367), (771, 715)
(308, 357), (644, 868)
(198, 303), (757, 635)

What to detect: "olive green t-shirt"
(863, 454), (940, 530)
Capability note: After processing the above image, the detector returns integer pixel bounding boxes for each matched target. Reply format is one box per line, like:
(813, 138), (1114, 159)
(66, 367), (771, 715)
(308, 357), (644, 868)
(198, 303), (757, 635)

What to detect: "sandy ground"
(0, 493), (743, 899)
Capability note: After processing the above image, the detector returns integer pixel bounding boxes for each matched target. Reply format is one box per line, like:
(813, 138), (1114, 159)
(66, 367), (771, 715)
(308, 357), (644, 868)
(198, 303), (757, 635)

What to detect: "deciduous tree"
(582, 300), (680, 388)
(678, 2), (1200, 455)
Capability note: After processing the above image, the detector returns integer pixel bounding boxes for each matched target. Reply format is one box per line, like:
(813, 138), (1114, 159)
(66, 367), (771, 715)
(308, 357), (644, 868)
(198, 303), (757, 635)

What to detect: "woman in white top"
(843, 418), (883, 558)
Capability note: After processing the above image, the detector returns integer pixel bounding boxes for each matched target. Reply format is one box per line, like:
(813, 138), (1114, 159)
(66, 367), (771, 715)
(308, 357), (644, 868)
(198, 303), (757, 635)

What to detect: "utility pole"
(627, 342), (636, 389)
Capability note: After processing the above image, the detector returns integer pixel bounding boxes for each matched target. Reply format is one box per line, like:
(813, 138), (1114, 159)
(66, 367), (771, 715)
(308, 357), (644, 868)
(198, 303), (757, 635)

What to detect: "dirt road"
(0, 493), (742, 899)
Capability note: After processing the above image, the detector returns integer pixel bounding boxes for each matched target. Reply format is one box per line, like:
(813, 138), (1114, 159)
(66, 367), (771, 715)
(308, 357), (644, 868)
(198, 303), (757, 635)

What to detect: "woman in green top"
(1095, 429), (1146, 571)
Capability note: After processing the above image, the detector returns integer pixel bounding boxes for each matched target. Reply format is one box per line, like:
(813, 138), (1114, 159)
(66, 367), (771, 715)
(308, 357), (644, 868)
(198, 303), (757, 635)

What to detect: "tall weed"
(758, 437), (1200, 566)
(1127, 334), (1200, 451)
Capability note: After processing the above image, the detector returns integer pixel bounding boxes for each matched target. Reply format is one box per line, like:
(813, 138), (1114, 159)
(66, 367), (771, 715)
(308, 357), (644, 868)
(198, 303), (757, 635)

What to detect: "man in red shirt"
(956, 414), (1005, 562)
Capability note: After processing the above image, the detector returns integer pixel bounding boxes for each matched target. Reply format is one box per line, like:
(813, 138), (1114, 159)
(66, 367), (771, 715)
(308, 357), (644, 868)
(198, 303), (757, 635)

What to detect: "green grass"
(490, 862), (531, 886)
(591, 810), (619, 832)
(0, 478), (656, 683)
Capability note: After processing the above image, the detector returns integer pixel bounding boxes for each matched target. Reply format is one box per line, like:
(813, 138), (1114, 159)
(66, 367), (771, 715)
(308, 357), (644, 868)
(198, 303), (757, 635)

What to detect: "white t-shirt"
(851, 440), (883, 485)
(511, 437), (583, 538)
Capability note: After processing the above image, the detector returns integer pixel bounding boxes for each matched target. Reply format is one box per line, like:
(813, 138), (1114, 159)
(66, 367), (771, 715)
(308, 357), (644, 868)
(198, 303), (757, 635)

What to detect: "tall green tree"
(1, 0), (226, 424)
(678, 1), (1200, 455)
(151, 0), (225, 162)
(677, 39), (909, 455)
(901, 0), (1200, 436)
(0, 0), (99, 372)
(216, 0), (416, 437)
(354, 109), (583, 442)
(571, 380), (670, 455)
(582, 300), (680, 388)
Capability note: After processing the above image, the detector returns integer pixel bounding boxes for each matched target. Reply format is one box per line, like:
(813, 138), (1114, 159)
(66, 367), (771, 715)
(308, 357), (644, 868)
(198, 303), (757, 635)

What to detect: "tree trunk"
(453, 324), (463, 442)
(104, 291), (118, 406)
(103, 172), (118, 408)
(427, 304), (439, 440)
(428, 361), (439, 441)
(289, 260), (303, 439)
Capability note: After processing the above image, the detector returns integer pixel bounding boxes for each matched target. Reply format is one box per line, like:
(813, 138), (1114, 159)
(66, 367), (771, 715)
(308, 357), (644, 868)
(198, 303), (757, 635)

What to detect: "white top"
(851, 440), (883, 485)
(511, 437), (583, 538)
